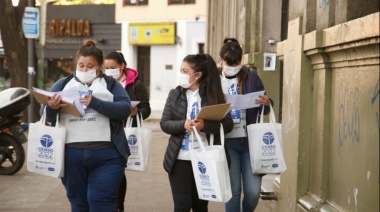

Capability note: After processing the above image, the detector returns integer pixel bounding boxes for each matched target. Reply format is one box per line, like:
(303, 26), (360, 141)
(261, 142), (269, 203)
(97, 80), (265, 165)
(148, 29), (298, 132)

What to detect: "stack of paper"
(31, 87), (85, 117)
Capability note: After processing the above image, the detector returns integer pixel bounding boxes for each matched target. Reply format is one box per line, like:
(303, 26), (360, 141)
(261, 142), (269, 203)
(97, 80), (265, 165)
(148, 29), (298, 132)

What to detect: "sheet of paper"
(131, 101), (140, 107)
(32, 87), (74, 103)
(57, 86), (81, 102)
(225, 90), (265, 110)
(32, 87), (85, 117)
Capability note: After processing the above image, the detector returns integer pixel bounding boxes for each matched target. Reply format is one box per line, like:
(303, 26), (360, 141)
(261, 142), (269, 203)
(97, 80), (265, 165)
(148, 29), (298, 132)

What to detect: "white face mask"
(179, 73), (197, 89)
(76, 69), (97, 84)
(105, 68), (121, 80)
(223, 65), (242, 77)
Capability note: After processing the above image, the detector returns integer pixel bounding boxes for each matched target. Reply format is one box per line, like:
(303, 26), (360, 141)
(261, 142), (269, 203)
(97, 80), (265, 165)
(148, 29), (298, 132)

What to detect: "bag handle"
(192, 123), (224, 152)
(268, 104), (277, 124)
(268, 104), (282, 148)
(40, 107), (60, 128)
(258, 103), (277, 124)
(125, 112), (143, 128)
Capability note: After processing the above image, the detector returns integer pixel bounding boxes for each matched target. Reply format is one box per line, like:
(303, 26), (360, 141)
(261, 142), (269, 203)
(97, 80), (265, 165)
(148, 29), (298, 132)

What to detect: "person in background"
(160, 54), (233, 212)
(219, 37), (273, 212)
(104, 51), (151, 212)
(45, 40), (131, 212)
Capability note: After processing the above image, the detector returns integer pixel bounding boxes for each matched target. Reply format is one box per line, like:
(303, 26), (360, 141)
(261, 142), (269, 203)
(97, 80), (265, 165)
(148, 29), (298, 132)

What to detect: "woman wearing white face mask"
(44, 40), (131, 212)
(160, 54), (233, 211)
(104, 51), (151, 212)
(219, 38), (273, 212)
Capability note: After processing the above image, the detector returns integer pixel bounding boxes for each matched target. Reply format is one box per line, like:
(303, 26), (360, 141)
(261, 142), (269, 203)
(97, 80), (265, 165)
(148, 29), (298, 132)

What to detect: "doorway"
(137, 46), (151, 98)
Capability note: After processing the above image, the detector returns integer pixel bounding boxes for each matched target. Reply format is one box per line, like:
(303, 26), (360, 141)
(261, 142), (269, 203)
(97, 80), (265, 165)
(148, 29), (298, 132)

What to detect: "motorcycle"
(0, 87), (30, 175)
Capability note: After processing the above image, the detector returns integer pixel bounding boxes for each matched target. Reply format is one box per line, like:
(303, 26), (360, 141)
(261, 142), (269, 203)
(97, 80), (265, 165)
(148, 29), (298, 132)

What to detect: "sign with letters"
(22, 7), (40, 39)
(129, 22), (176, 45)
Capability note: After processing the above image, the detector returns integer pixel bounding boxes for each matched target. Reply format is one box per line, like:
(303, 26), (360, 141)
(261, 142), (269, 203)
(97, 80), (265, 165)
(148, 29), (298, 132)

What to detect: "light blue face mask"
(223, 65), (242, 77)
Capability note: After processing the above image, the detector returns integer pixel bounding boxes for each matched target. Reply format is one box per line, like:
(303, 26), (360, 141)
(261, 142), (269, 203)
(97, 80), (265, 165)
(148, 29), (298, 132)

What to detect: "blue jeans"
(225, 137), (262, 212)
(61, 145), (125, 212)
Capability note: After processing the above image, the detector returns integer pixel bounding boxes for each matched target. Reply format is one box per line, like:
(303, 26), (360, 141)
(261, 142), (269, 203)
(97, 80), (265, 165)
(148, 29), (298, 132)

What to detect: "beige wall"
(207, 0), (379, 211)
(277, 12), (379, 212)
(115, 0), (207, 22)
(206, 0), (283, 122)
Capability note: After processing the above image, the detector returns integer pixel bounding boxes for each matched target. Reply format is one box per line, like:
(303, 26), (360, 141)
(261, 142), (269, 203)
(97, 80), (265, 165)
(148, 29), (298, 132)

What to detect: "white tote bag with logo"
(27, 112), (66, 178)
(247, 104), (286, 174)
(190, 124), (232, 202)
(125, 114), (152, 171)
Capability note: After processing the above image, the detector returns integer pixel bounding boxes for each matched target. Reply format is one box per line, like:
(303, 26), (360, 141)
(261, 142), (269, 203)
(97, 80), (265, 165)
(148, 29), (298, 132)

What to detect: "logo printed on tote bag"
(262, 132), (274, 144)
(127, 134), (139, 155)
(197, 161), (211, 186)
(38, 134), (54, 159)
(197, 161), (218, 199)
(262, 132), (276, 156)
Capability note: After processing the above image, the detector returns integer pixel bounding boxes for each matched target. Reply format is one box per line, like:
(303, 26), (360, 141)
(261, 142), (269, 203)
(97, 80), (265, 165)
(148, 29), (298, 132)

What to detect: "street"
(0, 121), (272, 212)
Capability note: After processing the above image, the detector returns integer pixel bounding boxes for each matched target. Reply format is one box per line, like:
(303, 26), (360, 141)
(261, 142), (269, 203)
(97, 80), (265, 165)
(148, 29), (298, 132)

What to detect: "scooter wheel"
(0, 133), (25, 175)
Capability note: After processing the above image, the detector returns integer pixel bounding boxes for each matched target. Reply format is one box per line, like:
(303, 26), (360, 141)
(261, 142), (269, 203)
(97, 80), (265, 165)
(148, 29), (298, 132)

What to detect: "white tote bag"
(125, 114), (152, 171)
(247, 104), (286, 174)
(190, 124), (232, 203)
(27, 112), (66, 178)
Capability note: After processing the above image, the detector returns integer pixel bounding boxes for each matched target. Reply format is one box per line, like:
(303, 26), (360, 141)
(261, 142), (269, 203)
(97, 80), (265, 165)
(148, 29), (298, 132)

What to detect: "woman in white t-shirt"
(160, 54), (233, 211)
(219, 38), (273, 212)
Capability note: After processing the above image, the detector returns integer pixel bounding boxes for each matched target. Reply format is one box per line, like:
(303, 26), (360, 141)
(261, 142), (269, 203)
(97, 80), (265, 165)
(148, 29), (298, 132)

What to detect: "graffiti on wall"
(372, 78), (380, 135)
(319, 0), (330, 10)
(283, 34), (298, 133)
(283, 57), (297, 133)
(338, 83), (360, 149)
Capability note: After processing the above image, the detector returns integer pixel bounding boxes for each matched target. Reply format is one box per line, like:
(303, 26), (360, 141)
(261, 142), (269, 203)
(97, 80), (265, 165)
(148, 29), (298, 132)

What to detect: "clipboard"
(31, 87), (83, 117)
(196, 103), (231, 121)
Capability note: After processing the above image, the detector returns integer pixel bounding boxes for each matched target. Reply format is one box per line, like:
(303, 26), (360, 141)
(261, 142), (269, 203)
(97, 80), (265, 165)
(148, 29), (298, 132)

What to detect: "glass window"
(168, 0), (195, 5)
(125, 0), (148, 6)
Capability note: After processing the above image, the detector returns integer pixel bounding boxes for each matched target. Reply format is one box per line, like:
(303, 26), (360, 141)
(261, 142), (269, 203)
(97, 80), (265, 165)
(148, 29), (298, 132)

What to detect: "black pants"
(169, 160), (208, 212)
(116, 174), (126, 211)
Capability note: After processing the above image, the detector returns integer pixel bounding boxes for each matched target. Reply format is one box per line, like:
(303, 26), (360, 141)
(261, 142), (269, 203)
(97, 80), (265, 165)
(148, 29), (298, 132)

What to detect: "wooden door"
(137, 46), (150, 98)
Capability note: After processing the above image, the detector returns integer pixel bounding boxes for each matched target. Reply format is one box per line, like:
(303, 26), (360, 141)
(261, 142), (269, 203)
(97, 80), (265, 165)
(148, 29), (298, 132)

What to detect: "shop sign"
(49, 19), (90, 37)
(129, 22), (176, 45)
(45, 38), (85, 45)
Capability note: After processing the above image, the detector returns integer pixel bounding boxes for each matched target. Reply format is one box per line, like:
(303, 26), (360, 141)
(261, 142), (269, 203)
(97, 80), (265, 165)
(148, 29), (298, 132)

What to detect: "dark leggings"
(116, 174), (126, 211)
(169, 160), (208, 212)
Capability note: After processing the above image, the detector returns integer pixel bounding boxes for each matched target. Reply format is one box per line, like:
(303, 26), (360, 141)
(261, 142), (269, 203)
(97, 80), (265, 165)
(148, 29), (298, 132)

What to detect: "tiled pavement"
(0, 120), (274, 212)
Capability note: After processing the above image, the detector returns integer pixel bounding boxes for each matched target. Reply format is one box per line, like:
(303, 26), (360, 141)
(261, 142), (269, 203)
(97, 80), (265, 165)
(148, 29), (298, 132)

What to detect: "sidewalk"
(0, 121), (273, 212)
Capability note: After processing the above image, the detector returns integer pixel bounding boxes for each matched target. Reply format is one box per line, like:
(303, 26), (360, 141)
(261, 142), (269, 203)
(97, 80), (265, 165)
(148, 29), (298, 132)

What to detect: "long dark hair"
(219, 38), (248, 94)
(105, 51), (127, 67)
(183, 54), (225, 105)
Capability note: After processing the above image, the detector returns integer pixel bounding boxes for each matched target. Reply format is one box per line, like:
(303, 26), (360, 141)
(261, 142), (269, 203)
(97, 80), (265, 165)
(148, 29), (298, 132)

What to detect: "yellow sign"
(129, 22), (176, 45)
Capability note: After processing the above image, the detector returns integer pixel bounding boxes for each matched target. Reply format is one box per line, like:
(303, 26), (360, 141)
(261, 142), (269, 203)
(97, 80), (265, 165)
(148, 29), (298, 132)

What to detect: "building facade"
(207, 0), (379, 211)
(41, 4), (121, 89)
(115, 0), (207, 113)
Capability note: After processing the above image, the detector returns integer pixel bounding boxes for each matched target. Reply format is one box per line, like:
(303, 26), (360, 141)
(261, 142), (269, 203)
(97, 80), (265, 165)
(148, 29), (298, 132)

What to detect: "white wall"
(115, 0), (207, 22)
(149, 46), (177, 111)
(186, 21), (206, 54)
(120, 20), (206, 113)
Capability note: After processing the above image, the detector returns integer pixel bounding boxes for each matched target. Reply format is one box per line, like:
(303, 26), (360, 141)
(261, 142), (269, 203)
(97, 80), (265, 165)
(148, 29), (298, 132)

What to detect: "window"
(198, 43), (204, 54)
(125, 0), (148, 6)
(168, 0), (195, 5)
